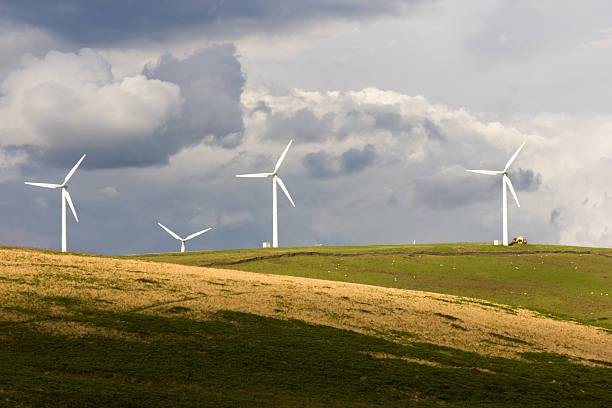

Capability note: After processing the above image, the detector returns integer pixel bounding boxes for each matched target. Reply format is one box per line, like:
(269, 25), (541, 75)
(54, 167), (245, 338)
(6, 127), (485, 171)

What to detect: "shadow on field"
(1, 309), (610, 407)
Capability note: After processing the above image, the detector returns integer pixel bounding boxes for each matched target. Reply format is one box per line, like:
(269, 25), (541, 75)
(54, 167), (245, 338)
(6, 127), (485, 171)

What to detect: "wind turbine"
(466, 142), (525, 246)
(25, 154), (86, 253)
(236, 140), (295, 248)
(157, 222), (212, 252)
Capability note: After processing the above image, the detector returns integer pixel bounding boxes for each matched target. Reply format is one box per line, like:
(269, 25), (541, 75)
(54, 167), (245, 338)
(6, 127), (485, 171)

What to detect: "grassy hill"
(127, 243), (612, 329)
(1, 245), (611, 406)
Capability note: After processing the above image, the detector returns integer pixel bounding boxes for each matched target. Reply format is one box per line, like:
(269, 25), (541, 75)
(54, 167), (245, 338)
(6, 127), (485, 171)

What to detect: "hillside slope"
(1, 248), (611, 406)
(128, 243), (612, 329)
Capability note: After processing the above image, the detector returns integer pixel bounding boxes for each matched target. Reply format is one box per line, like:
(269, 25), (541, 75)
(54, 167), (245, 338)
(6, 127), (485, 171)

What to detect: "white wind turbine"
(466, 142), (525, 246)
(25, 154), (86, 253)
(157, 222), (212, 252)
(236, 140), (295, 248)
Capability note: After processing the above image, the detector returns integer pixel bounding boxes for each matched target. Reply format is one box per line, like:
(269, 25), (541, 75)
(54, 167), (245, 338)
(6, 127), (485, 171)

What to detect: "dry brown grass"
(1, 248), (610, 365)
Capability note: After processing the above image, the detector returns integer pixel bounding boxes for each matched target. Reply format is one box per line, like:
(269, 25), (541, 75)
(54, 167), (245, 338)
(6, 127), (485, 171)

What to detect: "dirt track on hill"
(0, 249), (610, 366)
(200, 249), (610, 267)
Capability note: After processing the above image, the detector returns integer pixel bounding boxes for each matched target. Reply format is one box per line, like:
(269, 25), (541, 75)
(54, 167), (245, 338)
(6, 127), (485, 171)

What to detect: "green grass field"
(127, 243), (612, 329)
(130, 242), (612, 265)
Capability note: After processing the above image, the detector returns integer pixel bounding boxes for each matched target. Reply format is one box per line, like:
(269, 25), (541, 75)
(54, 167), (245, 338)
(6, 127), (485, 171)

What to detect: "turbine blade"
(25, 182), (61, 189)
(273, 140), (293, 173)
(275, 176), (295, 207)
(64, 190), (79, 222)
(185, 227), (212, 241)
(157, 222), (182, 240)
(504, 175), (520, 208)
(465, 169), (503, 176)
(235, 173), (273, 178)
(504, 142), (525, 172)
(63, 154), (86, 185)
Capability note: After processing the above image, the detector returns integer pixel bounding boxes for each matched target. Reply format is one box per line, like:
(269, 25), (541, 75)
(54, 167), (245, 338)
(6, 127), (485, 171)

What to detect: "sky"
(1, 0), (612, 254)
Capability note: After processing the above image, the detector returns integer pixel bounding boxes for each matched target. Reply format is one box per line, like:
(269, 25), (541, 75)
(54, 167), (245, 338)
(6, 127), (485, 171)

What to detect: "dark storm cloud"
(0, 0), (423, 46)
(303, 144), (377, 179)
(508, 168), (541, 192)
(144, 44), (245, 150)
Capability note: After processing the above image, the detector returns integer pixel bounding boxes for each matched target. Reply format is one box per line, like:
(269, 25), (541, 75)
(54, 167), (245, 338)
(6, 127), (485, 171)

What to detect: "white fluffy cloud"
(0, 48), (181, 149)
(0, 45), (246, 170)
(241, 87), (612, 247)
(515, 113), (612, 246)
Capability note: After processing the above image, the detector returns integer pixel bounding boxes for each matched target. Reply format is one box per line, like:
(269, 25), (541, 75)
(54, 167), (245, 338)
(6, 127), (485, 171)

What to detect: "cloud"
(33, 196), (48, 209)
(100, 186), (119, 198)
(413, 170), (498, 210)
(550, 209), (562, 226)
(303, 144), (377, 179)
(341, 144), (377, 174)
(0, 1), (426, 46)
(509, 168), (541, 192)
(265, 108), (334, 142)
(0, 19), (62, 80)
(0, 146), (29, 181)
(7, 84), (612, 254)
(364, 108), (446, 141)
(254, 88), (451, 146)
(240, 87), (575, 246)
(144, 44), (245, 149)
(0, 45), (245, 169)
(302, 151), (336, 179)
(422, 118), (445, 141)
(249, 100), (271, 116)
(0, 48), (180, 167)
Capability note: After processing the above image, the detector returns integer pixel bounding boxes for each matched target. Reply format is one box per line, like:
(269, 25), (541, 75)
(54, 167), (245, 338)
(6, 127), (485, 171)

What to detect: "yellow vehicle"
(510, 236), (527, 245)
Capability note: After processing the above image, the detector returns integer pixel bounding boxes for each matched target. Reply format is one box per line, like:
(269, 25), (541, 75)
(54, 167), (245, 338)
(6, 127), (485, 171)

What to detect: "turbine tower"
(25, 154), (86, 253)
(236, 140), (296, 248)
(157, 222), (212, 252)
(466, 142), (525, 246)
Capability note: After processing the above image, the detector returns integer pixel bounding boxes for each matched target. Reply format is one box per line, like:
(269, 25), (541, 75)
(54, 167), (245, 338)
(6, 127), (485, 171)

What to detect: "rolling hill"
(1, 244), (611, 406)
(128, 243), (612, 329)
